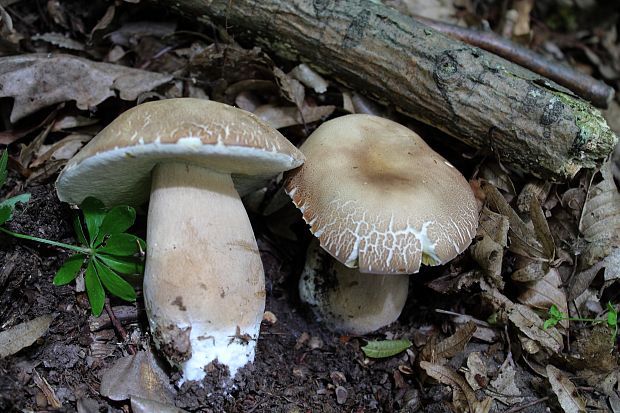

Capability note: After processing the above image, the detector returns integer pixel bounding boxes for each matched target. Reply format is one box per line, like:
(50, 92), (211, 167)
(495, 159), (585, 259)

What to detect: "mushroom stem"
(300, 241), (409, 335)
(144, 162), (265, 382)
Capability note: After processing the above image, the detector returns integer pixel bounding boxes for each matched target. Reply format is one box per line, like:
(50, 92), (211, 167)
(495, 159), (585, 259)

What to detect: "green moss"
(555, 91), (618, 156)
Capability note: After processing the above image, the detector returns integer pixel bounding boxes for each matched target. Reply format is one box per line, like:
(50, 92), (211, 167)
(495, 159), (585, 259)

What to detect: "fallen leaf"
(254, 104), (335, 129)
(570, 161), (620, 299)
(362, 339), (412, 358)
(546, 364), (586, 413)
(421, 321), (476, 363)
(470, 207), (508, 288)
(0, 314), (53, 358)
(273, 67), (305, 109)
(31, 33), (86, 51)
(420, 362), (492, 413)
(0, 54), (172, 122)
(518, 268), (568, 329)
(464, 352), (488, 391)
(489, 360), (524, 404)
(32, 368), (62, 409)
(131, 396), (189, 413)
(99, 350), (176, 403)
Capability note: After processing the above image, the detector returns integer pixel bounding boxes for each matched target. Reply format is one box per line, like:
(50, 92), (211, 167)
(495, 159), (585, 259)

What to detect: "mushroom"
(56, 98), (304, 381)
(285, 114), (478, 334)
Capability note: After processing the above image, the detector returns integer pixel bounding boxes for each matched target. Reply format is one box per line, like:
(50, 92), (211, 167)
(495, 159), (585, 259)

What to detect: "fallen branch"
(414, 16), (614, 109)
(159, 0), (617, 180)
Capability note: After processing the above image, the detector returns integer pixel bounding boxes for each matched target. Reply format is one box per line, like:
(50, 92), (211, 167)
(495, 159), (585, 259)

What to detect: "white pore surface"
(179, 322), (260, 384)
(56, 140), (301, 206)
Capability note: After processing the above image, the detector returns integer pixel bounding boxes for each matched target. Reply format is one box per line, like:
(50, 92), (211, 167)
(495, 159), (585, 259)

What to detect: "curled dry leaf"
(420, 321), (476, 363)
(32, 368), (62, 409)
(470, 206), (508, 288)
(254, 104), (336, 129)
(273, 67), (305, 108)
(420, 362), (492, 413)
(546, 365), (586, 413)
(0, 54), (172, 122)
(518, 268), (568, 330)
(99, 350), (176, 404)
(570, 161), (620, 299)
(481, 281), (563, 353)
(31, 33), (86, 51)
(0, 314), (53, 358)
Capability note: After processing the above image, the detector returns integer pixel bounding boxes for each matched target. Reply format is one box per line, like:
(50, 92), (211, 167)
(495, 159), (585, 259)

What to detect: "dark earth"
(1, 0), (620, 412)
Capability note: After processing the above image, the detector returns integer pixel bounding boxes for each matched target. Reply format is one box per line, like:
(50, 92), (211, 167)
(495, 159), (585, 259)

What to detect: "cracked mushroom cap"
(56, 98), (304, 206)
(285, 114), (478, 274)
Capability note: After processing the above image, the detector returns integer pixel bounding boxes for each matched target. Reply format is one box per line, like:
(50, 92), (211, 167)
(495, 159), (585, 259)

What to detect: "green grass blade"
(0, 204), (11, 225)
(72, 213), (88, 246)
(93, 205), (136, 247)
(97, 254), (144, 276)
(93, 258), (136, 302)
(85, 259), (105, 316)
(361, 339), (412, 359)
(53, 254), (85, 285)
(80, 197), (106, 247)
(0, 150), (7, 187)
(97, 233), (145, 256)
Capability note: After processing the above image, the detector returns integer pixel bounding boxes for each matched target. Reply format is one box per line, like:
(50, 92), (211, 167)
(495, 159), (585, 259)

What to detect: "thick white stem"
(144, 162), (265, 382)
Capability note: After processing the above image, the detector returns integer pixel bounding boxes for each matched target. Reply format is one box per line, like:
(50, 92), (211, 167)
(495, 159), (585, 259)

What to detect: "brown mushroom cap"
(56, 98), (304, 206)
(285, 114), (478, 274)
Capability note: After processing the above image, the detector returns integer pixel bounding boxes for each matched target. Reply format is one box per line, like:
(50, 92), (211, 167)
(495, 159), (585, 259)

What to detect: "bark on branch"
(159, 0), (617, 180)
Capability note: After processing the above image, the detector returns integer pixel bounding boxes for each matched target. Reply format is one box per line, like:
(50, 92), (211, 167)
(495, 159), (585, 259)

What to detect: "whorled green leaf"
(97, 233), (145, 256)
(98, 254), (144, 276)
(80, 197), (106, 246)
(94, 205), (136, 247)
(53, 254), (85, 285)
(93, 258), (136, 302)
(361, 339), (412, 359)
(85, 259), (105, 316)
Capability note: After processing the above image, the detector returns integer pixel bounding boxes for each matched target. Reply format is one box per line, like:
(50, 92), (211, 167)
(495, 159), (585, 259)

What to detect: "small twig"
(504, 396), (550, 413)
(104, 300), (136, 355)
(414, 16), (614, 108)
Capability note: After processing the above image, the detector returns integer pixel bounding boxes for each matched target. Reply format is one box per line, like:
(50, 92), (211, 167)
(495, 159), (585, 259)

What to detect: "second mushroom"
(285, 114), (479, 335)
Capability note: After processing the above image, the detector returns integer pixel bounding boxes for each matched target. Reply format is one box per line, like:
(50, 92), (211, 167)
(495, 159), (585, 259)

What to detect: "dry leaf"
(0, 314), (53, 358)
(420, 362), (491, 413)
(99, 350), (176, 403)
(421, 321), (476, 363)
(131, 396), (189, 413)
(470, 207), (508, 287)
(518, 268), (568, 329)
(31, 33), (86, 51)
(32, 368), (62, 409)
(0, 54), (172, 122)
(254, 104), (335, 129)
(570, 161), (620, 299)
(273, 67), (305, 109)
(489, 361), (524, 404)
(464, 352), (488, 391)
(107, 21), (177, 47)
(546, 365), (586, 413)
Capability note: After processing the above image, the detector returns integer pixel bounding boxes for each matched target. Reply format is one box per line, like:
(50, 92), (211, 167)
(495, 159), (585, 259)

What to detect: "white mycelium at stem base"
(144, 162), (265, 382)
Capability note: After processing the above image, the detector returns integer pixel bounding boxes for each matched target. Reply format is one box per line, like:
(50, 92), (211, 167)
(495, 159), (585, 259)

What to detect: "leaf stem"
(0, 227), (90, 254)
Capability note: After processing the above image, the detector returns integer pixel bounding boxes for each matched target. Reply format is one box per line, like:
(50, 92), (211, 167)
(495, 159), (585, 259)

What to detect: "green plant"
(0, 150), (145, 316)
(544, 303), (618, 342)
